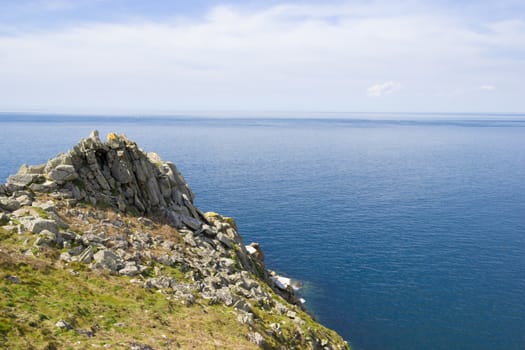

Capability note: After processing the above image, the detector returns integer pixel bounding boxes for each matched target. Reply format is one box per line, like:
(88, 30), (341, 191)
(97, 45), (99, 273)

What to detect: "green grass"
(0, 252), (258, 349)
(32, 207), (50, 220)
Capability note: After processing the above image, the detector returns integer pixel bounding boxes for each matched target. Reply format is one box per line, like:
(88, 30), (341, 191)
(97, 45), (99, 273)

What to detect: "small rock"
(286, 310), (297, 319)
(129, 342), (153, 350)
(60, 252), (72, 262)
(275, 302), (288, 315)
(237, 311), (254, 325)
(15, 194), (32, 207)
(32, 200), (55, 211)
(55, 320), (74, 330)
(119, 263), (139, 276)
(247, 332), (266, 347)
(5, 275), (21, 284)
(137, 217), (154, 227)
(34, 230), (57, 246)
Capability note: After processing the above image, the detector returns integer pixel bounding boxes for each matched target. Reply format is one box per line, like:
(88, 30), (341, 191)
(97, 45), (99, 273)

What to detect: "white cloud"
(480, 84), (495, 91)
(0, 2), (523, 113)
(367, 81), (402, 97)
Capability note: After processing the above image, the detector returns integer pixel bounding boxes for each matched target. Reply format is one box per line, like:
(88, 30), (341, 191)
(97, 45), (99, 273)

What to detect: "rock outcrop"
(0, 131), (348, 350)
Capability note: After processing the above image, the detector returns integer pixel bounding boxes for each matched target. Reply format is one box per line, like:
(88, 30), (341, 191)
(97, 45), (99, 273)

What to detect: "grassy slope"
(0, 213), (348, 350)
(0, 227), (256, 350)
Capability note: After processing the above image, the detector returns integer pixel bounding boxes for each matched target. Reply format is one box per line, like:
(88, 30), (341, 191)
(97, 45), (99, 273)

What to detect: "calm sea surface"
(1, 115), (524, 350)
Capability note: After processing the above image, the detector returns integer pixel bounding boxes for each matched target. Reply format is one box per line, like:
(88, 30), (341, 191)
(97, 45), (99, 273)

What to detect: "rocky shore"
(0, 131), (348, 349)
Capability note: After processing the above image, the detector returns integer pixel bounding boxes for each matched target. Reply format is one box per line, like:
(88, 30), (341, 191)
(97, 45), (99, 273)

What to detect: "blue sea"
(1, 114), (524, 350)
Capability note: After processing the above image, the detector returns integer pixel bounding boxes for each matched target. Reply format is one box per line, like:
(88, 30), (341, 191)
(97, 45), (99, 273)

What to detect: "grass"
(0, 249), (258, 349)
(32, 207), (50, 220)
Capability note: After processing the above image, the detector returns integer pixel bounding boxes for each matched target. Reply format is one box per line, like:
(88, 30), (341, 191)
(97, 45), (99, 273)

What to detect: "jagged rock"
(30, 180), (58, 193)
(275, 302), (289, 315)
(78, 246), (94, 263)
(216, 287), (236, 306)
(119, 262), (139, 276)
(129, 343), (153, 350)
(93, 250), (120, 272)
(237, 311), (254, 325)
(60, 252), (72, 262)
(144, 276), (177, 289)
(34, 229), (58, 246)
(216, 232), (233, 248)
(81, 233), (104, 246)
(7, 173), (35, 190)
(0, 197), (21, 212)
(14, 194), (33, 207)
(247, 332), (266, 347)
(287, 310), (297, 319)
(48, 164), (78, 184)
(19, 217), (58, 234)
(32, 200), (55, 211)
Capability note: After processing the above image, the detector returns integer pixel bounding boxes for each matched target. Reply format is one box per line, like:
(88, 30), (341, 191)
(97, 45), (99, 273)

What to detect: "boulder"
(78, 246), (94, 263)
(7, 173), (35, 190)
(0, 197), (20, 212)
(119, 262), (139, 276)
(34, 230), (57, 246)
(48, 165), (78, 184)
(93, 250), (120, 272)
(19, 217), (58, 234)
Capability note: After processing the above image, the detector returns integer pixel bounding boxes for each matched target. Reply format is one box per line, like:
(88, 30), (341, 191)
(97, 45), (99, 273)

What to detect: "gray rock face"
(35, 131), (204, 231)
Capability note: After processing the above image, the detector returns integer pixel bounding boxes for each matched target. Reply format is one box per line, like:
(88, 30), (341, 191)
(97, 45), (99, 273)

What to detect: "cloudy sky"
(0, 0), (524, 114)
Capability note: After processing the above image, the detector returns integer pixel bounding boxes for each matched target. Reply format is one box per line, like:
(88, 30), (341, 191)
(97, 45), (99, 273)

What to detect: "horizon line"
(1, 110), (525, 119)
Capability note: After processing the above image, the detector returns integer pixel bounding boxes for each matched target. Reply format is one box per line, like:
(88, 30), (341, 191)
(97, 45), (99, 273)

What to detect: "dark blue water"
(1, 115), (524, 350)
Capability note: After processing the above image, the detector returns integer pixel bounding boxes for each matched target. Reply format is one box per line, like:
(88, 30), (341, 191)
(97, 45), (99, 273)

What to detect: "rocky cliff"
(0, 131), (349, 350)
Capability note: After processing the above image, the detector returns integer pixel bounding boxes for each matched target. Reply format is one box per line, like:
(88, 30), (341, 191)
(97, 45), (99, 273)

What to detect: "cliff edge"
(0, 131), (349, 349)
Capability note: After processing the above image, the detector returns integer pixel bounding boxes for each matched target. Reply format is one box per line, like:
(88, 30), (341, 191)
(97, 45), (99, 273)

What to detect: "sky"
(0, 0), (524, 115)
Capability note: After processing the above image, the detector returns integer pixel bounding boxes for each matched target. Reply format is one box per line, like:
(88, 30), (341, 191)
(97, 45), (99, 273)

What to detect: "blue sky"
(0, 0), (524, 114)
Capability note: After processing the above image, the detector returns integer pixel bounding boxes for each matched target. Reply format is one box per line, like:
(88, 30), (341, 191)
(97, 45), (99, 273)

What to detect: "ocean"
(1, 114), (524, 350)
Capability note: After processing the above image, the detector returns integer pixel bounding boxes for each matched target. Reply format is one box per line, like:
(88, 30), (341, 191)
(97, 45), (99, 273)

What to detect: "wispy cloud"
(367, 81), (402, 97)
(480, 84), (496, 91)
(0, 1), (523, 113)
